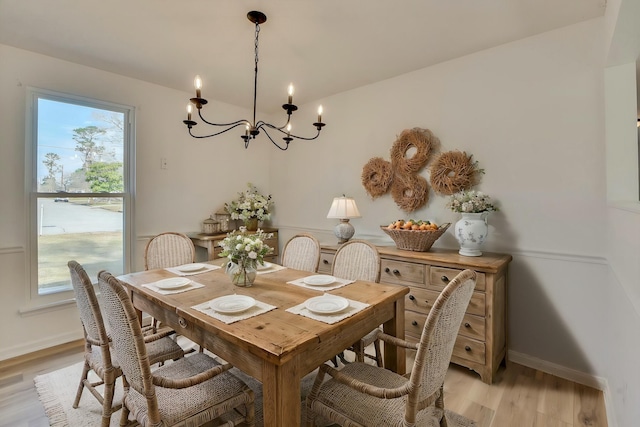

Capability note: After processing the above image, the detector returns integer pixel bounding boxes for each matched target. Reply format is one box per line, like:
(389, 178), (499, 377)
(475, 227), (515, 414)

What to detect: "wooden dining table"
(118, 263), (408, 427)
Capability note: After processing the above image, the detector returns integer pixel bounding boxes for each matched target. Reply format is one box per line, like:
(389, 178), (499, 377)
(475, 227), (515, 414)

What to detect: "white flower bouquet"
(225, 183), (272, 222)
(218, 228), (274, 270)
(447, 190), (498, 213)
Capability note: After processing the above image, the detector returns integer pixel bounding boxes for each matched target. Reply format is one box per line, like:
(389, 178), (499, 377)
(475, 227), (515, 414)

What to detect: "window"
(26, 88), (135, 301)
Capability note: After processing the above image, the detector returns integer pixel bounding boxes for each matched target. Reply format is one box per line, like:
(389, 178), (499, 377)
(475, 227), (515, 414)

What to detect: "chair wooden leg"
(373, 339), (383, 367)
(100, 370), (117, 427)
(73, 360), (91, 408)
(437, 384), (448, 427)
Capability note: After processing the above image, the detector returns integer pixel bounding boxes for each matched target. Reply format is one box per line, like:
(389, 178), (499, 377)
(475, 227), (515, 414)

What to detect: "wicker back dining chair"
(97, 270), (255, 427)
(306, 269), (477, 427)
(144, 232), (195, 270)
(330, 240), (382, 365)
(68, 261), (184, 427)
(281, 233), (321, 272)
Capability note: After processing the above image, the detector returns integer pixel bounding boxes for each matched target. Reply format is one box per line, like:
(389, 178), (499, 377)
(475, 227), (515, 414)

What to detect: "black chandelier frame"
(183, 10), (325, 151)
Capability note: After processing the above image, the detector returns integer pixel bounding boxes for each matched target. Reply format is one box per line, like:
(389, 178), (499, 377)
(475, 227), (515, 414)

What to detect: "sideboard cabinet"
(319, 244), (511, 384)
(188, 228), (279, 262)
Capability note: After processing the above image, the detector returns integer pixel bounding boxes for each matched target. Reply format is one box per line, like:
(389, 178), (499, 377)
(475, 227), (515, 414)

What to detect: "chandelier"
(183, 10), (326, 151)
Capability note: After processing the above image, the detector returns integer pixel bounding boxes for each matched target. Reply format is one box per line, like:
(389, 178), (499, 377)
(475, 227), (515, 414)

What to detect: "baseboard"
(509, 350), (618, 427)
(0, 330), (82, 362)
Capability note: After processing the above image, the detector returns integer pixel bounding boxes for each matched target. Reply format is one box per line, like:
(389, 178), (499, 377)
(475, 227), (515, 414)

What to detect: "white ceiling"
(0, 0), (605, 113)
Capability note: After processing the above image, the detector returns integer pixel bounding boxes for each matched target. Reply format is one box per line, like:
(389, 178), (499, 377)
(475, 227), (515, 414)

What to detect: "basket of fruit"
(381, 220), (450, 252)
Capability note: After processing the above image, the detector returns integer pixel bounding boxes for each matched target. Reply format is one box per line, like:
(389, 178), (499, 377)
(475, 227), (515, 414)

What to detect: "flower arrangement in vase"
(218, 227), (274, 287)
(225, 183), (272, 231)
(447, 190), (498, 257)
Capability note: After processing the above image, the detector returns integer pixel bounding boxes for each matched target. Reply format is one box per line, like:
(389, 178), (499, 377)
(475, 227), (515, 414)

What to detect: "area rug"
(33, 360), (325, 426)
(35, 361), (476, 426)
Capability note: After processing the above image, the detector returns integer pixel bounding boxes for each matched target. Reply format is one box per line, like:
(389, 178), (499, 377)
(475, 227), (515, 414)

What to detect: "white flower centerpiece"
(447, 190), (499, 257)
(225, 183), (272, 231)
(219, 227), (274, 287)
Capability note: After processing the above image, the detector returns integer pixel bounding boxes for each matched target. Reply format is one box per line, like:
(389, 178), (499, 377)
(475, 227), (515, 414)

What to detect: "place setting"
(286, 292), (370, 324)
(255, 261), (287, 275)
(192, 294), (277, 324)
(164, 262), (220, 276)
(141, 276), (205, 295)
(287, 274), (355, 291)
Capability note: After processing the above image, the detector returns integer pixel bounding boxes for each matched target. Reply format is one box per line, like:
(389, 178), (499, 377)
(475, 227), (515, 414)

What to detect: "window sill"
(19, 297), (77, 317)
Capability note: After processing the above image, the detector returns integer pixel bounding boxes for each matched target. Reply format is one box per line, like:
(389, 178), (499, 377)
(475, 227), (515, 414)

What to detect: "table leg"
(382, 297), (406, 375)
(261, 357), (301, 426)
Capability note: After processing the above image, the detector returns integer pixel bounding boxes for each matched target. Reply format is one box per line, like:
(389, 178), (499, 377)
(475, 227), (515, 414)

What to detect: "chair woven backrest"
(331, 240), (381, 283)
(68, 260), (113, 363)
(144, 232), (195, 270)
(281, 233), (321, 272)
(406, 269), (476, 420)
(97, 271), (155, 401)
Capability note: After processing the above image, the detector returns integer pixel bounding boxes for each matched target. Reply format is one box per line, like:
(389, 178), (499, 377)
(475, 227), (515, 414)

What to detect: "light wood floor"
(0, 340), (608, 427)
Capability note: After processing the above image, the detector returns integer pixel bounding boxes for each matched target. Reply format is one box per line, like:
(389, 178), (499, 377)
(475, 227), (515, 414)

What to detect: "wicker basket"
(380, 223), (450, 252)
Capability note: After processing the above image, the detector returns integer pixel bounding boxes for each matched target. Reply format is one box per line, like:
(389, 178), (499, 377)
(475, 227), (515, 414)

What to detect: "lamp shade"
(326, 196), (361, 219)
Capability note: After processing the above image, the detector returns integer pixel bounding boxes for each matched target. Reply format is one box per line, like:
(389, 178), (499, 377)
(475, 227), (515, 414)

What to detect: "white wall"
(274, 18), (610, 378)
(0, 44), (271, 359)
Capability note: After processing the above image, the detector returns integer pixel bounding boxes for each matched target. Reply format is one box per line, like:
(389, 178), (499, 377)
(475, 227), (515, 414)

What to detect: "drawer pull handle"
(411, 320), (418, 326)
(393, 269), (400, 275)
(464, 322), (471, 328)
(464, 346), (471, 352)
(408, 294), (415, 301)
(178, 317), (188, 328)
(384, 267), (390, 273)
(441, 275), (449, 283)
(323, 259), (329, 264)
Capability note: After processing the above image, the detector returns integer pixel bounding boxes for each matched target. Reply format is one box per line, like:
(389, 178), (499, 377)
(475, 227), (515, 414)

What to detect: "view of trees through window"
(33, 94), (130, 294)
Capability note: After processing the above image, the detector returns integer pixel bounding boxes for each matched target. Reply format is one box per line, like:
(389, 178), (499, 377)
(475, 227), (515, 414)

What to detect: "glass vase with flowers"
(218, 227), (274, 287)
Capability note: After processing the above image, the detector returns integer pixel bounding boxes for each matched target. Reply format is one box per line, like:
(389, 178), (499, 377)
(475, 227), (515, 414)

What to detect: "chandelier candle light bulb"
(288, 84), (294, 104)
(194, 75), (202, 98)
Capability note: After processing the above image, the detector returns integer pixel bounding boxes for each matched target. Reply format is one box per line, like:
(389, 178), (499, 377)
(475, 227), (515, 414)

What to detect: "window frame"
(25, 87), (136, 305)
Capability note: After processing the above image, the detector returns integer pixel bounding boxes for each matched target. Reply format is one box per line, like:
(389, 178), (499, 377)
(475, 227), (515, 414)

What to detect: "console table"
(187, 228), (279, 262)
(319, 244), (511, 384)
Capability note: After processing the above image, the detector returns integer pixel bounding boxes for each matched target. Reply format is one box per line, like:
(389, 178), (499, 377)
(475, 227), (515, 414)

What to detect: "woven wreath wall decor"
(429, 150), (481, 195)
(361, 127), (440, 212)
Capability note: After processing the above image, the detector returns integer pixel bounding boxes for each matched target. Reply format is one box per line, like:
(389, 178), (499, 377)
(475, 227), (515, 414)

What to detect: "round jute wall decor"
(429, 150), (480, 195)
(390, 173), (429, 213)
(390, 128), (439, 175)
(361, 157), (394, 199)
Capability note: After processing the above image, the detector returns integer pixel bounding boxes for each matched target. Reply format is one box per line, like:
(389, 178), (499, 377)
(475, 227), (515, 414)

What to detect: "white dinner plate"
(305, 295), (349, 314)
(154, 277), (192, 290)
(257, 262), (272, 271)
(303, 275), (336, 286)
(210, 295), (256, 314)
(176, 263), (207, 273)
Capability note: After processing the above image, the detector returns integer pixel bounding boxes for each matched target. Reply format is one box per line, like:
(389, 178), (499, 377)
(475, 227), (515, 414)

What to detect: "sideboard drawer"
(452, 336), (486, 364)
(318, 252), (334, 274)
(407, 287), (485, 317)
(380, 259), (425, 286)
(429, 266), (485, 291)
(404, 308), (485, 341)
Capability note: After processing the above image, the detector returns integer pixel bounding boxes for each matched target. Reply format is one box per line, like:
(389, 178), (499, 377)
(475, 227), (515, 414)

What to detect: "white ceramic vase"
(454, 212), (489, 257)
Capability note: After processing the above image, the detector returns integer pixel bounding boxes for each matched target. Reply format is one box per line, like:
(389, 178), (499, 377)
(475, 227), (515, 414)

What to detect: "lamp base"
(334, 219), (355, 244)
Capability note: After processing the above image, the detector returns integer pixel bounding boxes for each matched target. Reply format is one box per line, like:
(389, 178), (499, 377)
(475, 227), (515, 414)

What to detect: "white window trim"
(24, 87), (136, 309)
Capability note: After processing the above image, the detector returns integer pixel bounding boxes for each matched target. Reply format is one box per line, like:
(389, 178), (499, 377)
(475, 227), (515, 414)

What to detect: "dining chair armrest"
(377, 332), (419, 350)
(318, 363), (410, 399)
(142, 326), (176, 343)
(152, 362), (233, 389)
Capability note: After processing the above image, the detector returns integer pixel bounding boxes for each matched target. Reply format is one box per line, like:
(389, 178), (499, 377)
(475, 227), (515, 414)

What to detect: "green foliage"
(85, 162), (123, 193)
(73, 126), (107, 170)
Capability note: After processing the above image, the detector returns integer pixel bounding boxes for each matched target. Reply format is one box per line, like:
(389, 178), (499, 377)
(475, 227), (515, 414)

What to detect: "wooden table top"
(118, 265), (409, 367)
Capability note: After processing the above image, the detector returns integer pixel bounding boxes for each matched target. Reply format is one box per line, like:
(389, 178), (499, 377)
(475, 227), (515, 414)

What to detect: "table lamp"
(326, 195), (361, 244)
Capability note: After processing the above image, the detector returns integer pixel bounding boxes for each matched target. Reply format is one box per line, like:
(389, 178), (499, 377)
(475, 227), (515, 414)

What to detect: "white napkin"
(192, 298), (277, 324)
(286, 297), (369, 324)
(256, 263), (287, 275)
(164, 263), (220, 276)
(287, 276), (355, 291)
(142, 280), (205, 295)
